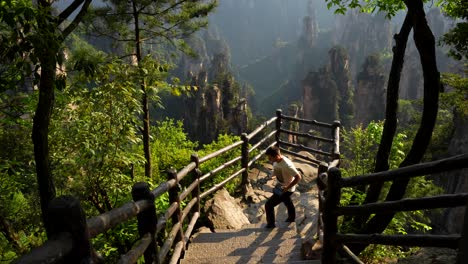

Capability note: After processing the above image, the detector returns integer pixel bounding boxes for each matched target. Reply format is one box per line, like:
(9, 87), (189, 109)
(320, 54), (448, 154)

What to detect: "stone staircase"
(180, 223), (321, 264)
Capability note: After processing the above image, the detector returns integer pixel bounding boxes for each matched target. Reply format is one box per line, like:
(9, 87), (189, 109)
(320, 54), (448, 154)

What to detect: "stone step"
(183, 225), (308, 263)
(180, 253), (321, 264)
(185, 237), (302, 259)
(191, 225), (298, 245)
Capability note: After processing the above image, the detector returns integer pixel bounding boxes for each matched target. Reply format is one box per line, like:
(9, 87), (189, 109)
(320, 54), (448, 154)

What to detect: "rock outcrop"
(431, 111), (468, 234)
(302, 46), (354, 127)
(354, 54), (386, 126)
(167, 31), (249, 144)
(333, 10), (393, 78)
(203, 188), (250, 230)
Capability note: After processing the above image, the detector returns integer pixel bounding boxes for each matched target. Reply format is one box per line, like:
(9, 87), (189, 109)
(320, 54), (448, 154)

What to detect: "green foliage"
(325, 0), (406, 18)
(340, 121), (443, 261)
(198, 134), (242, 195)
(151, 118), (198, 182)
(0, 0), (37, 91)
(440, 71), (468, 117)
(438, 0), (468, 60)
(50, 59), (145, 213)
(0, 92), (44, 260)
(84, 0), (218, 57)
(91, 220), (139, 262)
(341, 121), (407, 177)
(66, 35), (107, 77)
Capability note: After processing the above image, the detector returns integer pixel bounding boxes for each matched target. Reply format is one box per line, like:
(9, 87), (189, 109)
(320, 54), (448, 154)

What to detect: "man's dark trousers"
(265, 191), (295, 227)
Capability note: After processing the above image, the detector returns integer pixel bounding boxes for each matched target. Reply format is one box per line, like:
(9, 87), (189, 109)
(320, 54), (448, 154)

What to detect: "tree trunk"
(33, 50), (57, 236)
(32, 2), (58, 234)
(351, 13), (413, 231)
(31, 0), (90, 237)
(349, 0), (441, 254)
(132, 0), (152, 180)
(365, 13), (413, 204)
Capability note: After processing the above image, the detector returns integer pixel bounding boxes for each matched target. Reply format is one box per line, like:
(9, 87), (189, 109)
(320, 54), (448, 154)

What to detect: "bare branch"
(62, 0), (93, 38)
(57, 0), (85, 26)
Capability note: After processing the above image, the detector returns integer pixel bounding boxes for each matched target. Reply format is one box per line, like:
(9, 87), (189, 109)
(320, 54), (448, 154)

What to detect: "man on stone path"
(264, 146), (302, 228)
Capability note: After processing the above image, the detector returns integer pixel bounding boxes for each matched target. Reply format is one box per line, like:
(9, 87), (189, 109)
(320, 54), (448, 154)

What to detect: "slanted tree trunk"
(32, 0), (92, 236)
(350, 13), (414, 231)
(349, 0), (442, 254)
(32, 2), (57, 235)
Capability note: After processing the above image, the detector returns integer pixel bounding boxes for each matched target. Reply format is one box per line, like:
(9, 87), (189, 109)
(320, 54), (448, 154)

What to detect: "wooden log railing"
(14, 109), (339, 264)
(321, 153), (468, 264)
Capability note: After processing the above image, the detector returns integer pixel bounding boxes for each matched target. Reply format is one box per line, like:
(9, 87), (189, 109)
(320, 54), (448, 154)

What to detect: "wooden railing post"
(322, 167), (342, 263)
(276, 109), (282, 147)
(132, 182), (158, 264)
(318, 162), (329, 176)
(241, 133), (249, 191)
(317, 161), (329, 243)
(47, 195), (95, 262)
(190, 154), (201, 214)
(332, 121), (341, 160)
(168, 168), (184, 246)
(457, 200), (468, 264)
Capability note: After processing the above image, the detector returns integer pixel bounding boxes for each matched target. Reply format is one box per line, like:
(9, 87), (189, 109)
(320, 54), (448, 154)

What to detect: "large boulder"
(204, 188), (250, 229)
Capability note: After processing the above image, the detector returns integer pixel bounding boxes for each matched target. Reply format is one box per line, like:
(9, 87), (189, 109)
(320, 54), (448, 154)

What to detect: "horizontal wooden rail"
(280, 114), (334, 128)
(279, 128), (334, 143)
(184, 212), (199, 242)
(176, 162), (197, 182)
(278, 139), (334, 157)
(117, 232), (152, 264)
(279, 147), (321, 165)
(87, 199), (152, 238)
(170, 212), (200, 264)
(198, 140), (243, 164)
(247, 141), (277, 167)
(151, 179), (177, 198)
(249, 130), (276, 153)
(199, 156), (242, 182)
(181, 198), (198, 223)
(336, 193), (468, 216)
(340, 153), (468, 187)
(164, 202), (179, 222)
(200, 168), (245, 199)
(12, 232), (73, 264)
(336, 234), (460, 248)
(245, 116), (277, 140)
(180, 179), (199, 201)
(159, 221), (182, 262)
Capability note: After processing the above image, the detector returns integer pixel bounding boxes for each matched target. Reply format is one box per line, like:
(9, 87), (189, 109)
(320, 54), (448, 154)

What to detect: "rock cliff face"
(302, 46), (353, 126)
(182, 32), (248, 144)
(354, 54), (386, 126)
(165, 31), (249, 144)
(431, 112), (468, 234)
(333, 10), (392, 78)
(183, 68), (248, 144)
(239, 2), (333, 115)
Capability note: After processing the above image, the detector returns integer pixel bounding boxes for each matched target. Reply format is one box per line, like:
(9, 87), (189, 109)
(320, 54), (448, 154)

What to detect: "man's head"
(266, 146), (281, 162)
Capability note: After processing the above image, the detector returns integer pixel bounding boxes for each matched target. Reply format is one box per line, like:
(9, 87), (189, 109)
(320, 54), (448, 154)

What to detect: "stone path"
(183, 152), (322, 263)
(180, 224), (320, 263)
(242, 152), (322, 259)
